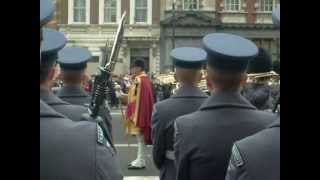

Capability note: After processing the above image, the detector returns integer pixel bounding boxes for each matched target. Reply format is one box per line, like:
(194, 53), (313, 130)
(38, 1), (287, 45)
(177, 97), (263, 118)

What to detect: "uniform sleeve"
(225, 144), (249, 180)
(151, 104), (160, 140)
(99, 101), (113, 139)
(151, 104), (166, 169)
(95, 125), (123, 180)
(82, 110), (115, 151)
(174, 120), (190, 180)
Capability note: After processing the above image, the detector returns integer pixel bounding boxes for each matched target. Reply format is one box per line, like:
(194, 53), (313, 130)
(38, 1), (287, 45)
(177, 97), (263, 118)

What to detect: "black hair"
(132, 59), (145, 70)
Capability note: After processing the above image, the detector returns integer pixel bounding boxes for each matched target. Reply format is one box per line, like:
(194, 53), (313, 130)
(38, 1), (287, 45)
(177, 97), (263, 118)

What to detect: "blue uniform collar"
(40, 87), (70, 106)
(40, 100), (66, 118)
(171, 86), (208, 98)
(200, 90), (256, 110)
(58, 85), (89, 98)
(268, 118), (280, 128)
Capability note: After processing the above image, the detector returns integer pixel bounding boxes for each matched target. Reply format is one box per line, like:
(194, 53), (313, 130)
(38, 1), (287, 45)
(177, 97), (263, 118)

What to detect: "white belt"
(165, 150), (175, 160)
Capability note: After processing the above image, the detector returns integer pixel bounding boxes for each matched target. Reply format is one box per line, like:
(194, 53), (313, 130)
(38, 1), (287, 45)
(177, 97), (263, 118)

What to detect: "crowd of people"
(52, 72), (183, 109)
(40, 0), (280, 179)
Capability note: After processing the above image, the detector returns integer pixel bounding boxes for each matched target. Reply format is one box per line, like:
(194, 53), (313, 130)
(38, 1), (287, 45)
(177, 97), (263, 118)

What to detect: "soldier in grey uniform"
(40, 0), (122, 179)
(174, 33), (277, 180)
(40, 28), (114, 149)
(241, 48), (275, 111)
(40, 100), (123, 180)
(225, 119), (280, 180)
(56, 47), (113, 139)
(225, 7), (280, 180)
(152, 47), (208, 180)
(40, 28), (88, 122)
(56, 47), (92, 106)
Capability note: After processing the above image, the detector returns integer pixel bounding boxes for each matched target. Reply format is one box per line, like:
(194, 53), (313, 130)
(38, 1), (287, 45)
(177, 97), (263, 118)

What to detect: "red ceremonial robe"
(125, 72), (154, 145)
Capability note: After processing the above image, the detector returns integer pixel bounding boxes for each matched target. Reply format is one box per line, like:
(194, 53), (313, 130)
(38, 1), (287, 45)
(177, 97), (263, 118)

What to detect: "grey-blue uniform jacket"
(151, 86), (208, 180)
(174, 91), (277, 180)
(57, 86), (114, 140)
(225, 119), (280, 180)
(41, 87), (115, 150)
(57, 86), (91, 106)
(40, 87), (88, 122)
(40, 100), (123, 180)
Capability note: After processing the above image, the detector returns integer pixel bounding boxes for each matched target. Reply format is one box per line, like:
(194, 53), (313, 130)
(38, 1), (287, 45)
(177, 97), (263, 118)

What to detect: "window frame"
(130, 0), (152, 25)
(183, 0), (200, 11)
(99, 0), (121, 24)
(257, 0), (275, 13)
(68, 0), (91, 24)
(224, 0), (241, 12)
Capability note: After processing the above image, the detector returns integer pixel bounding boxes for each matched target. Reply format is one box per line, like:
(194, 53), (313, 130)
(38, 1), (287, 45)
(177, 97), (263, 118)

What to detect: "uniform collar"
(58, 85), (89, 98)
(171, 86), (208, 98)
(40, 100), (65, 118)
(200, 90), (256, 110)
(40, 87), (69, 106)
(268, 118), (280, 128)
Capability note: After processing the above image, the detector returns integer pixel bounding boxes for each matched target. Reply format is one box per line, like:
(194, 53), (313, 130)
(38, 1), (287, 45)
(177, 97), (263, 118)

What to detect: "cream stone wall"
(59, 24), (160, 75)
(221, 13), (247, 23)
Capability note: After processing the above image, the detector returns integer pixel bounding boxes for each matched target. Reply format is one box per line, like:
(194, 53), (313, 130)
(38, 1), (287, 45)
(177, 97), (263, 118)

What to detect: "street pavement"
(110, 107), (160, 180)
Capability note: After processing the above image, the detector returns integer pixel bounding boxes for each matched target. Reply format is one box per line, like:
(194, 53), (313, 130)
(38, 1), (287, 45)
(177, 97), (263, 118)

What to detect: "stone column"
(121, 41), (130, 75)
(150, 42), (160, 74)
(155, 43), (161, 74)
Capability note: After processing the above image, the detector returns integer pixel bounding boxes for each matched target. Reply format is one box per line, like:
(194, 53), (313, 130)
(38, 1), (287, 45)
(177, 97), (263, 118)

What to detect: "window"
(99, 0), (121, 24)
(68, 0), (90, 24)
(224, 0), (241, 12)
(258, 0), (273, 12)
(183, 0), (199, 10)
(104, 0), (117, 23)
(73, 0), (86, 22)
(135, 0), (148, 23)
(130, 0), (152, 24)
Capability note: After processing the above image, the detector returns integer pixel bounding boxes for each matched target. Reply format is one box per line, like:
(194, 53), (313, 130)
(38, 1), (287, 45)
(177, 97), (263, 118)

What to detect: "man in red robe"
(125, 59), (154, 169)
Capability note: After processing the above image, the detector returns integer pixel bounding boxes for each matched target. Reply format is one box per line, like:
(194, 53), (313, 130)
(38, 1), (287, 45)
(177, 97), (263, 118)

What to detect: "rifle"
(81, 12), (126, 142)
(88, 12), (126, 119)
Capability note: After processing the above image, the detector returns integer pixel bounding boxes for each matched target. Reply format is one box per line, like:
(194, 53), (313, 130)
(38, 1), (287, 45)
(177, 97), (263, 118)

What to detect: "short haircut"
(60, 69), (85, 84)
(40, 61), (55, 84)
(175, 67), (201, 84)
(207, 66), (246, 91)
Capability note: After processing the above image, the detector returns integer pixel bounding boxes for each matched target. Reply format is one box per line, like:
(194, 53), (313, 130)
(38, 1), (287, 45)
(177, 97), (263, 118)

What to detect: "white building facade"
(53, 0), (280, 74)
(160, 0), (280, 72)
(55, 0), (161, 76)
